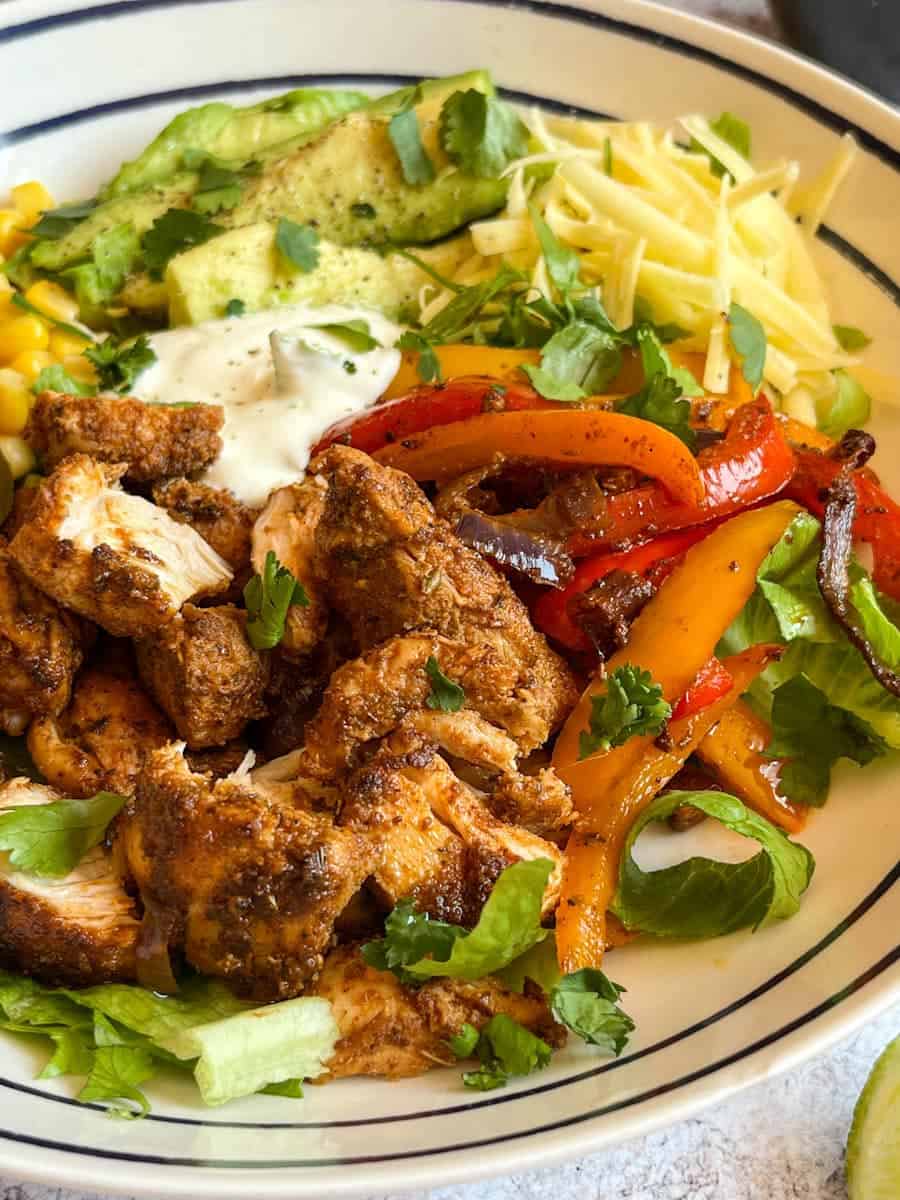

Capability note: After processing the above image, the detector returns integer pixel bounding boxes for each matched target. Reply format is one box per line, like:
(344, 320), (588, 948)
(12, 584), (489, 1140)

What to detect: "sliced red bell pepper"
(312, 376), (556, 457)
(532, 526), (710, 651)
(670, 656), (734, 722)
(567, 396), (795, 557)
(787, 447), (900, 601)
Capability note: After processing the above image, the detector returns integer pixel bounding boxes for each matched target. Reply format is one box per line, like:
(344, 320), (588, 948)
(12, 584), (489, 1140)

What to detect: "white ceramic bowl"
(1, 2), (899, 1196)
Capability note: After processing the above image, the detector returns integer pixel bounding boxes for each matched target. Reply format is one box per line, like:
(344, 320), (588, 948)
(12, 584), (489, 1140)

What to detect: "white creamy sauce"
(132, 304), (403, 506)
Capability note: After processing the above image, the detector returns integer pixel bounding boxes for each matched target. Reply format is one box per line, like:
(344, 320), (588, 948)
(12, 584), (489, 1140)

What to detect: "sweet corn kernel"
(0, 315), (50, 363)
(11, 349), (54, 384)
(0, 211), (29, 258)
(0, 369), (31, 435)
(24, 279), (79, 324)
(49, 328), (91, 358)
(0, 435), (36, 479)
(11, 181), (54, 225)
(62, 354), (97, 384)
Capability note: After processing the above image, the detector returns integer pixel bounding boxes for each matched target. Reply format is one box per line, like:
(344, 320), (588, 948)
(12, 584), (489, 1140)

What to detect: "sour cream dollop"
(132, 304), (402, 506)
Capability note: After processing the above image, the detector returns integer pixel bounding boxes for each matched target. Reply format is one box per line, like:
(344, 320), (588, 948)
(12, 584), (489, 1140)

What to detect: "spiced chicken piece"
(152, 478), (256, 587)
(313, 945), (563, 1081)
(0, 537), (87, 735)
(341, 721), (563, 926)
(135, 604), (269, 748)
(0, 778), (139, 986)
(26, 392), (224, 483)
(117, 744), (368, 1001)
(253, 446), (577, 743)
(8, 456), (232, 637)
(27, 645), (170, 797)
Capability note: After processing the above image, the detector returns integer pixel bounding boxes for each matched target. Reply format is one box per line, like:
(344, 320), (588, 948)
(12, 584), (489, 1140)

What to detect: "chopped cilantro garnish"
(388, 106), (436, 186)
(578, 664), (671, 760)
(314, 319), (379, 353)
(0, 791), (126, 878)
(243, 551), (309, 651)
(528, 202), (581, 297)
(350, 202), (376, 219)
(438, 89), (529, 179)
(456, 1014), (552, 1091)
(28, 200), (97, 241)
(425, 656), (465, 712)
(225, 298), (246, 318)
(396, 330), (442, 382)
(84, 334), (156, 394)
(728, 301), (767, 392)
(833, 324), (871, 352)
(275, 217), (320, 273)
(141, 209), (223, 279)
(522, 319), (622, 402)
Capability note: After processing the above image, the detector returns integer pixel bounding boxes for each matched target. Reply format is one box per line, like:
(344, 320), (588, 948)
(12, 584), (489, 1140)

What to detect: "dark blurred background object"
(772, 0), (900, 103)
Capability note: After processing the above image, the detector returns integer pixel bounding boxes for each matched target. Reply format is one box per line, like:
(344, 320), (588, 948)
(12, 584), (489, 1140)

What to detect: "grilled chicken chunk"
(152, 478), (256, 587)
(486, 768), (574, 840)
(313, 945), (563, 1080)
(118, 743), (369, 1000)
(27, 645), (170, 797)
(305, 632), (567, 777)
(254, 446), (577, 745)
(26, 392), (224, 483)
(0, 778), (139, 986)
(135, 604), (269, 748)
(251, 476), (328, 658)
(9, 455), (232, 637)
(342, 722), (563, 925)
(0, 537), (87, 735)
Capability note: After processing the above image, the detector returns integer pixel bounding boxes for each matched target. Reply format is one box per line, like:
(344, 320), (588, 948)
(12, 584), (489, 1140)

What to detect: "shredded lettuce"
(610, 790), (815, 937)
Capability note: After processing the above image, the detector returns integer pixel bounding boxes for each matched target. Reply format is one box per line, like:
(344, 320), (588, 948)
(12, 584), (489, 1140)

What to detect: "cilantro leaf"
(618, 373), (697, 450)
(396, 331), (442, 382)
(461, 1014), (552, 1090)
(610, 789), (815, 937)
(419, 264), (524, 344)
(425, 656), (466, 712)
(361, 899), (462, 984)
(693, 112), (752, 179)
(225, 298), (246, 318)
(31, 364), (95, 397)
(186, 151), (245, 215)
(388, 106), (436, 186)
(728, 301), (766, 392)
(141, 208), (223, 278)
(578, 664), (671, 760)
(766, 675), (886, 805)
(833, 324), (871, 352)
(439, 89), (530, 179)
(28, 200), (97, 241)
(84, 334), (156, 393)
(63, 222), (141, 323)
(243, 550), (309, 651)
(275, 217), (320, 273)
(448, 1023), (480, 1058)
(78, 1015), (154, 1118)
(550, 969), (634, 1055)
(313, 319), (379, 353)
(351, 202), (376, 219)
(0, 790), (126, 878)
(528, 203), (581, 296)
(634, 324), (703, 398)
(521, 319), (622, 402)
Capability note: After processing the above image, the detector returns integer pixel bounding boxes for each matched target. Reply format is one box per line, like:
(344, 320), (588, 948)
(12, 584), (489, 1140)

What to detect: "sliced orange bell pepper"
(552, 499), (801, 790)
(669, 656), (734, 722)
(373, 409), (705, 504)
(695, 699), (807, 834)
(384, 345), (541, 400)
(555, 645), (779, 972)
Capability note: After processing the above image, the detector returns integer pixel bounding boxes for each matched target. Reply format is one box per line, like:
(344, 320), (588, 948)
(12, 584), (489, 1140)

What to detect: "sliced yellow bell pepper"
(385, 345), (541, 399)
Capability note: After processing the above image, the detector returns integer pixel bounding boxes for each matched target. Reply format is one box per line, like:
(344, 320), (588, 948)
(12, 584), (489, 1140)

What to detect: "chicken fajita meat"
(9, 455), (233, 637)
(116, 743), (365, 1001)
(152, 477), (256, 589)
(254, 445), (578, 747)
(0, 537), (89, 736)
(0, 779), (139, 987)
(26, 392), (224, 484)
(27, 643), (171, 797)
(312, 945), (563, 1081)
(135, 603), (269, 748)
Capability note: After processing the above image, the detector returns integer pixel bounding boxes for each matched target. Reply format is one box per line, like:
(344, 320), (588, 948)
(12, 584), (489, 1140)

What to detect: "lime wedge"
(847, 1034), (900, 1199)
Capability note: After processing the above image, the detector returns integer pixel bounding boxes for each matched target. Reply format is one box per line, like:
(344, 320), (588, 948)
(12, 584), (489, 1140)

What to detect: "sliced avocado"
(30, 180), (192, 273)
(364, 68), (494, 118)
(165, 222), (470, 325)
(104, 88), (369, 198)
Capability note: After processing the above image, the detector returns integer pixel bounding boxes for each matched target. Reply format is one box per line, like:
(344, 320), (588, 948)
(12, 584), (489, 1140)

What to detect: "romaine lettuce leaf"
(610, 790), (815, 937)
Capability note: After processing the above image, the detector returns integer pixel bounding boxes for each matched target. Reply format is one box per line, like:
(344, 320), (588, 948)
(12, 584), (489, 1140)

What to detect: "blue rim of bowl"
(0, 0), (898, 1170)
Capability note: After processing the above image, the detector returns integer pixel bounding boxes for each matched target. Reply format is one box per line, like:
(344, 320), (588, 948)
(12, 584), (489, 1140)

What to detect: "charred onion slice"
(454, 511), (574, 587)
(828, 429), (876, 471)
(818, 471), (900, 698)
